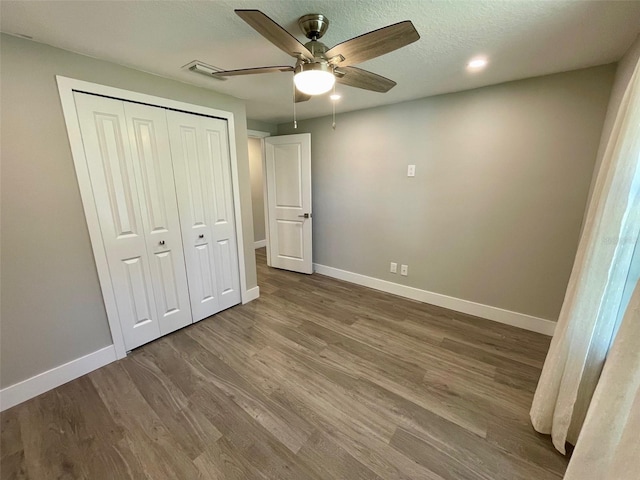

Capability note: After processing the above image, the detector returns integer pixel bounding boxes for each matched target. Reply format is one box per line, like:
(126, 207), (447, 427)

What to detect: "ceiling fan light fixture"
(294, 63), (335, 95)
(467, 57), (488, 70)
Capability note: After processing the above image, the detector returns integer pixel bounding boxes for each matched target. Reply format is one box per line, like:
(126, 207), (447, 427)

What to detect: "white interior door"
(123, 102), (193, 336)
(264, 133), (312, 274)
(74, 93), (162, 350)
(167, 110), (241, 320)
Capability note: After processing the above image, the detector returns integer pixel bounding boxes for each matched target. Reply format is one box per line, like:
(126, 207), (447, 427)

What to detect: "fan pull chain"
(332, 83), (336, 130)
(292, 76), (298, 129)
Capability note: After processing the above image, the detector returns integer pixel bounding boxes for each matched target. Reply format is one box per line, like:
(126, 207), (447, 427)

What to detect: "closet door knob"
(159, 240), (165, 245)
(199, 234), (204, 238)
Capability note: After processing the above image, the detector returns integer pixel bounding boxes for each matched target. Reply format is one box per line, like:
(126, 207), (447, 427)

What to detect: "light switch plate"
(390, 262), (398, 274)
(400, 264), (408, 276)
(407, 165), (416, 177)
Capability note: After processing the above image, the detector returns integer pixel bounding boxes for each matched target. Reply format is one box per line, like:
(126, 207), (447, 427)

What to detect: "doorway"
(247, 130), (270, 254)
(247, 131), (313, 274)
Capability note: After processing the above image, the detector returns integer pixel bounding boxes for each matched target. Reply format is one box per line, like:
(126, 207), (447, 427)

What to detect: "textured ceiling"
(2, 1), (640, 124)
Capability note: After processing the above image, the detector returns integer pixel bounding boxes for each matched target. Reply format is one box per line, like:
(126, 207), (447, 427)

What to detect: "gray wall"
(247, 119), (278, 135)
(279, 65), (615, 321)
(0, 34), (257, 388)
(248, 137), (266, 242)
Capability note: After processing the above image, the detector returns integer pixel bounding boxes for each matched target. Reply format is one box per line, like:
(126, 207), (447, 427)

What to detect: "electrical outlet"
(390, 262), (398, 274)
(407, 165), (416, 177)
(400, 264), (408, 276)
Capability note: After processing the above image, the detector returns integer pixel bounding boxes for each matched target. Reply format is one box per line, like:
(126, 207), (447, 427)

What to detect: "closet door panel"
(195, 243), (217, 302)
(202, 120), (241, 310)
(124, 102), (193, 335)
(167, 111), (241, 319)
(204, 127), (233, 227)
(122, 256), (155, 327)
(74, 93), (161, 350)
(167, 111), (221, 320)
(216, 239), (236, 295)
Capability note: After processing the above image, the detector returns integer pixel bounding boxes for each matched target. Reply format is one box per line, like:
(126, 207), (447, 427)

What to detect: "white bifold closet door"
(74, 93), (193, 350)
(74, 92), (242, 352)
(167, 111), (241, 320)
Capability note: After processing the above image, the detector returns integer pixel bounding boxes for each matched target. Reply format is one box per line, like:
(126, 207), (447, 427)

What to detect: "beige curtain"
(564, 280), (640, 480)
(530, 60), (640, 453)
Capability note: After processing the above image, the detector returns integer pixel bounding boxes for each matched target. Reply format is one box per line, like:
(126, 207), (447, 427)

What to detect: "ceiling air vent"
(183, 60), (227, 81)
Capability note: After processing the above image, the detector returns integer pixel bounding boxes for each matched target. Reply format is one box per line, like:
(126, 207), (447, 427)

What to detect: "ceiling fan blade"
(235, 10), (314, 61)
(295, 90), (311, 103)
(335, 66), (397, 93)
(326, 21), (419, 67)
(212, 66), (294, 78)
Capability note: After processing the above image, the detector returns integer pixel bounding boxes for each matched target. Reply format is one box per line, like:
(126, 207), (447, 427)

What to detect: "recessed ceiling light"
(467, 57), (488, 70)
(330, 94), (341, 101)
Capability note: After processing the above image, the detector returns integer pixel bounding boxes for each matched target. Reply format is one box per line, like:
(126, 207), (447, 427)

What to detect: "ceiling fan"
(210, 10), (420, 102)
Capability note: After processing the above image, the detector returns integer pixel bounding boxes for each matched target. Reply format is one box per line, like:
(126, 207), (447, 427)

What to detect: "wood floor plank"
(194, 436), (268, 480)
(245, 345), (447, 480)
(189, 388), (325, 480)
(90, 363), (202, 479)
(0, 248), (567, 479)
(392, 426), (562, 480)
(139, 336), (211, 397)
(0, 449), (29, 480)
(17, 389), (89, 479)
(440, 337), (543, 380)
(1, 409), (23, 460)
(181, 330), (315, 454)
(316, 343), (490, 436)
(422, 362), (535, 418)
(390, 426), (486, 480)
(120, 349), (223, 460)
(0, 410), (28, 480)
(295, 430), (385, 480)
(268, 388), (446, 480)
(299, 320), (429, 383)
(486, 414), (568, 477)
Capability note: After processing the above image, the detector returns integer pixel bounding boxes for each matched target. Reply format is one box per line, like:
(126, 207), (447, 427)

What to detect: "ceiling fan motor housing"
(298, 14), (329, 40)
(302, 40), (329, 61)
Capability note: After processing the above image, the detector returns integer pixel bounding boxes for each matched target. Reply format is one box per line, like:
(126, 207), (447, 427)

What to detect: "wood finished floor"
(1, 249), (568, 479)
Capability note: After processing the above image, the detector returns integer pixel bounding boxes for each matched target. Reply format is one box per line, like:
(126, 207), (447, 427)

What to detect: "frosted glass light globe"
(294, 63), (335, 95)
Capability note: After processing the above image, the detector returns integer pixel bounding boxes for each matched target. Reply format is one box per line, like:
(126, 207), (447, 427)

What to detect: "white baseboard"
(0, 345), (117, 411)
(313, 264), (557, 336)
(254, 239), (267, 249)
(243, 285), (260, 304)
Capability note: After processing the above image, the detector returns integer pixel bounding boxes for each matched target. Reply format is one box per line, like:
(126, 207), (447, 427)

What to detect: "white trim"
(225, 111), (249, 304)
(57, 77), (127, 359)
(254, 239), (267, 249)
(247, 129), (271, 138)
(56, 76), (252, 359)
(0, 346), (117, 411)
(313, 264), (557, 336)
(243, 286), (260, 304)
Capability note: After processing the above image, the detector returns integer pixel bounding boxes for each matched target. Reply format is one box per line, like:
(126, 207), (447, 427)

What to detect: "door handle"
(159, 240), (165, 245)
(199, 234), (204, 238)
(298, 213), (311, 218)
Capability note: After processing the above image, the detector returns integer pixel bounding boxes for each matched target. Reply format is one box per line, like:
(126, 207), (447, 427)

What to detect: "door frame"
(57, 76), (251, 359)
(247, 129), (272, 266)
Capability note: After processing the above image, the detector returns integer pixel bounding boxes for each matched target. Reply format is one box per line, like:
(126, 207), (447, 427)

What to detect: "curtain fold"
(563, 280), (640, 480)
(530, 59), (640, 453)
